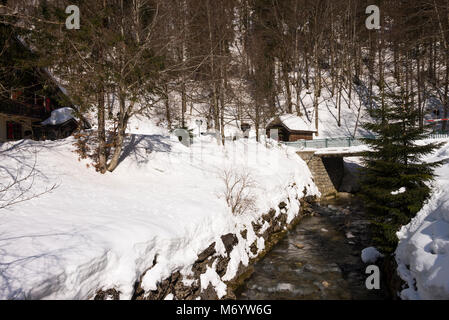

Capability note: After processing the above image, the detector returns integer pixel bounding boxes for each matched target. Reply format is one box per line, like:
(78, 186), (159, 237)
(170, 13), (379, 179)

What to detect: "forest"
(1, 0), (449, 302)
(1, 0), (448, 173)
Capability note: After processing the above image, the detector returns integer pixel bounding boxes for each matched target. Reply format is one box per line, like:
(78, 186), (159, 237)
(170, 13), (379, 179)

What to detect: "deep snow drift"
(396, 139), (449, 300)
(0, 121), (318, 299)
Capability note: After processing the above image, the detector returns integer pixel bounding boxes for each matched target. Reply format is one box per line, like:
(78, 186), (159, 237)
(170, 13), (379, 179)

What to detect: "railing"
(283, 137), (366, 149)
(424, 132), (449, 140)
(0, 98), (49, 120)
(282, 132), (449, 149)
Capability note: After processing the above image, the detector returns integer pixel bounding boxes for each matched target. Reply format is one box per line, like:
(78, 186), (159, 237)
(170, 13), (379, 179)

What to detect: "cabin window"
(6, 121), (23, 140)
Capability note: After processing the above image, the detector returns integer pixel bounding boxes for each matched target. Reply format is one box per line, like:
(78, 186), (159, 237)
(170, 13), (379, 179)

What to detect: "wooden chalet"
(0, 26), (81, 142)
(266, 114), (317, 142)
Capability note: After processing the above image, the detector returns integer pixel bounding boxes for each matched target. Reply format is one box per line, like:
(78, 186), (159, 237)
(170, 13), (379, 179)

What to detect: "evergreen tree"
(360, 91), (444, 253)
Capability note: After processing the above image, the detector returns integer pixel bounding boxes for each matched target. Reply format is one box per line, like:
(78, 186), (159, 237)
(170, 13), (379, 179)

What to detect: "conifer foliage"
(360, 92), (444, 253)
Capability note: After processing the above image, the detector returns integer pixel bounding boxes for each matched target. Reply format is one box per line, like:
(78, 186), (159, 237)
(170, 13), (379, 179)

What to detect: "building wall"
(0, 114), (33, 142)
(289, 132), (314, 141)
(266, 125), (289, 141)
(297, 151), (338, 196)
(266, 125), (315, 142)
(0, 116), (5, 141)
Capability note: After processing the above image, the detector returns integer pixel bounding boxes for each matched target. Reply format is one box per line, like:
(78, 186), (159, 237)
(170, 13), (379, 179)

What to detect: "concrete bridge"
(296, 148), (366, 197)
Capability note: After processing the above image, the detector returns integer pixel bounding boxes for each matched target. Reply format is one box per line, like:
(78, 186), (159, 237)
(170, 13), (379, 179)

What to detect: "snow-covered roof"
(41, 107), (75, 126)
(268, 114), (316, 132)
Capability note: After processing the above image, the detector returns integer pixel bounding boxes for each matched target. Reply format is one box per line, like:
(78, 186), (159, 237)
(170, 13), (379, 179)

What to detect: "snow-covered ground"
(0, 120), (318, 299)
(396, 139), (449, 300)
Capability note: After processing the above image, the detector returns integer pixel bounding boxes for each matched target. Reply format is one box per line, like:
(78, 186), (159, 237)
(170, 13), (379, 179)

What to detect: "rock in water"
(346, 232), (355, 239)
(361, 247), (384, 263)
(294, 243), (305, 249)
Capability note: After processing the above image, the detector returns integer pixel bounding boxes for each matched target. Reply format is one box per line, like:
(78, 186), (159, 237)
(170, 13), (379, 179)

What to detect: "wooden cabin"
(0, 26), (82, 142)
(266, 114), (316, 142)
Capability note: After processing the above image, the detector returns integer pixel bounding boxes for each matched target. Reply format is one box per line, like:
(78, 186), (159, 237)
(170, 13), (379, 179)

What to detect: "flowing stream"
(236, 196), (387, 300)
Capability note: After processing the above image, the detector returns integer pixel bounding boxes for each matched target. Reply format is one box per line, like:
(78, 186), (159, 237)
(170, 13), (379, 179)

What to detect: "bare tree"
(0, 150), (57, 210)
(219, 168), (256, 216)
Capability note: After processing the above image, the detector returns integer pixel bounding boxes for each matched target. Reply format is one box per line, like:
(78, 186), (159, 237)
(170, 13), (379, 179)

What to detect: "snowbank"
(0, 122), (318, 299)
(395, 140), (449, 300)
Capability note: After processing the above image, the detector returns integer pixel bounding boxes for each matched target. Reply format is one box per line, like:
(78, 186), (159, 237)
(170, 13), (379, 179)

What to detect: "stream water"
(236, 196), (387, 300)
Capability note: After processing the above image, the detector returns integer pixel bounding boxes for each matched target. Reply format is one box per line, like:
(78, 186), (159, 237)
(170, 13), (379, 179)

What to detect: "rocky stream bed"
(235, 195), (390, 300)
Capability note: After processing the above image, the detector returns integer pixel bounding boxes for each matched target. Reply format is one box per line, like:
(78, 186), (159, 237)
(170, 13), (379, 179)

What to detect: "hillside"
(0, 124), (318, 299)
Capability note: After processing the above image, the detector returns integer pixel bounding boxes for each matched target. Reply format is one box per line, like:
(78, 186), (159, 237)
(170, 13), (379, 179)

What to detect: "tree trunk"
(164, 84), (172, 130)
(443, 51), (449, 131)
(282, 62), (293, 113)
(107, 97), (131, 172)
(97, 92), (107, 174)
(181, 81), (186, 128)
(337, 84), (342, 127)
(314, 43), (320, 136)
(255, 103), (260, 142)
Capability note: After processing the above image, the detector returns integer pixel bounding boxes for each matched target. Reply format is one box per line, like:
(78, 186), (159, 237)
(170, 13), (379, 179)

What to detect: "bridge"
(295, 148), (366, 197)
(283, 134), (449, 197)
(283, 133), (449, 150)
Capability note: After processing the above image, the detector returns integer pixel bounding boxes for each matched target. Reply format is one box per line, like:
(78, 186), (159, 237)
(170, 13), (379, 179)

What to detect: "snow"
(346, 232), (355, 239)
(200, 265), (227, 299)
(277, 114), (316, 132)
(361, 247), (384, 264)
(0, 120), (318, 299)
(276, 283), (294, 292)
(391, 187), (406, 195)
(41, 107), (75, 126)
(164, 293), (174, 300)
(222, 232), (250, 282)
(395, 140), (449, 300)
(272, 69), (374, 139)
(313, 145), (370, 154)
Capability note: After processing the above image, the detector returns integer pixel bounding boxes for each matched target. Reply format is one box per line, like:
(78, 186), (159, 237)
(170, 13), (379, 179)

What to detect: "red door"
(6, 121), (23, 140)
(44, 98), (51, 112)
(7, 122), (13, 139)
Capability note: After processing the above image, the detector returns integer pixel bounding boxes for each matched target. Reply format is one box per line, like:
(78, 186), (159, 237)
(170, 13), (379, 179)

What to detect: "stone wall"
(95, 196), (316, 300)
(297, 151), (338, 197)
